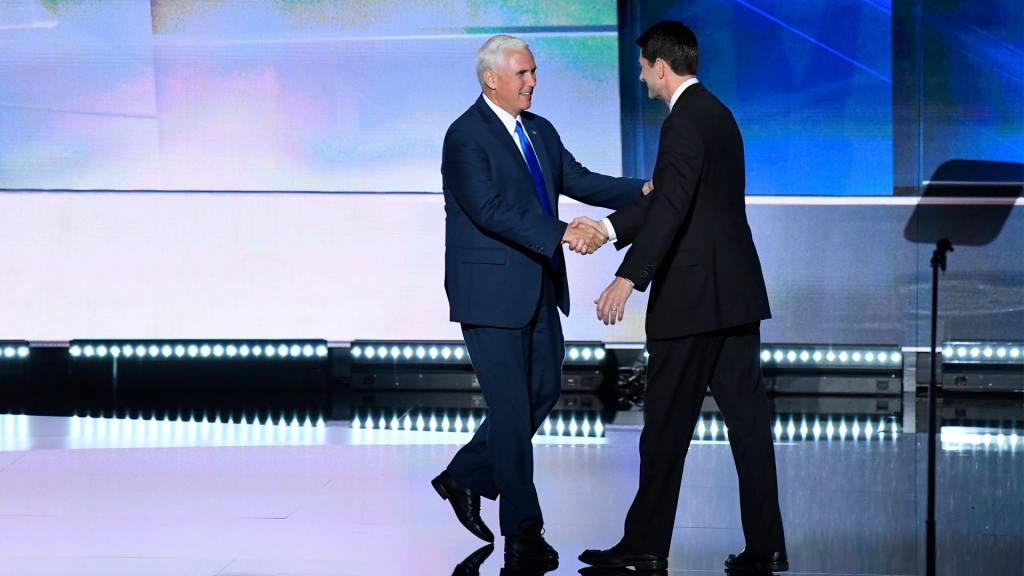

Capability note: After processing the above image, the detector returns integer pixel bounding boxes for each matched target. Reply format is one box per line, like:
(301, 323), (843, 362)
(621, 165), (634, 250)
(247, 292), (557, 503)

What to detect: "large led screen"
(0, 0), (622, 191)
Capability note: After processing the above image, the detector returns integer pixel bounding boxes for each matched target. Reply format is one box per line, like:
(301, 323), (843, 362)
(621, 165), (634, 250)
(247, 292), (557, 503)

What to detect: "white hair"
(476, 35), (530, 90)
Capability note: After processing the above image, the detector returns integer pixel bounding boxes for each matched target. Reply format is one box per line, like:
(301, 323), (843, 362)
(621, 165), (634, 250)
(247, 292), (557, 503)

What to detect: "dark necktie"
(515, 121), (561, 270)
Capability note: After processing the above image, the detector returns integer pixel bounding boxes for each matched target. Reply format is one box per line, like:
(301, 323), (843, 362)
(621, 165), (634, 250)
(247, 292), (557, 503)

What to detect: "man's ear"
(483, 70), (497, 90)
(655, 59), (666, 79)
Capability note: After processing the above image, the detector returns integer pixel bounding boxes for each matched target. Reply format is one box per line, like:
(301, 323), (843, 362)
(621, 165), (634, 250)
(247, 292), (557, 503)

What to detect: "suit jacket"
(442, 95), (643, 329)
(608, 84), (771, 339)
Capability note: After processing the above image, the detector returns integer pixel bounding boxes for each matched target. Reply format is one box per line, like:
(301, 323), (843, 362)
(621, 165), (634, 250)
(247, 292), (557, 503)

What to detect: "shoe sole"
(431, 477), (449, 501)
(726, 560), (790, 572)
(580, 557), (668, 570)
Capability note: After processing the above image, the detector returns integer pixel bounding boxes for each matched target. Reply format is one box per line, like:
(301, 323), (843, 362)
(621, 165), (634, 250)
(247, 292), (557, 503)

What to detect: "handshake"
(562, 216), (607, 255)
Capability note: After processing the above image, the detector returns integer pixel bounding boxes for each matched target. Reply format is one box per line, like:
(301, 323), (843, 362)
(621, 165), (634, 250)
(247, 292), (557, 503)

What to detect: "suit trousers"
(622, 321), (786, 558)
(447, 268), (564, 536)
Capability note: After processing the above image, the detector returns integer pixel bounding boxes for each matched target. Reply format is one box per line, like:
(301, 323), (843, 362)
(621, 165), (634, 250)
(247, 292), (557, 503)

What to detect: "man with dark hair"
(576, 20), (789, 572)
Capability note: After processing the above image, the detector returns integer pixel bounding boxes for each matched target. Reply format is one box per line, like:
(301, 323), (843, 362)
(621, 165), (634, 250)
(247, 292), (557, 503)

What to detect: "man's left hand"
(595, 276), (634, 325)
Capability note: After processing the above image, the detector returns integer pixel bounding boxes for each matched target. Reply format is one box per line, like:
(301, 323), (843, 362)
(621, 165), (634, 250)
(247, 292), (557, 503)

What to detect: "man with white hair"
(431, 35), (646, 567)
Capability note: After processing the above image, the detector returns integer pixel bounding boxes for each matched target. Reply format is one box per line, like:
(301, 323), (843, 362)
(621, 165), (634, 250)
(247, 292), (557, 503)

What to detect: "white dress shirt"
(482, 93), (539, 165)
(602, 78), (700, 246)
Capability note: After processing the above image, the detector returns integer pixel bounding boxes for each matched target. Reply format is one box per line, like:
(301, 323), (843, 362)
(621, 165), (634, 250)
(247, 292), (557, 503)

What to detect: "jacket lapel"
(474, 96), (535, 183)
(521, 115), (558, 216)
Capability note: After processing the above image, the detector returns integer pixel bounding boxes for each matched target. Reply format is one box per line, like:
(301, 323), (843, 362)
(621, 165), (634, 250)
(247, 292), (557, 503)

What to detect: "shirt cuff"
(601, 218), (617, 245)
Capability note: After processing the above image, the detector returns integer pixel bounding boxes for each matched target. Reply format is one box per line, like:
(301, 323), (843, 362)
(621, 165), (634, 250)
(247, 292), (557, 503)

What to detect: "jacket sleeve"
(442, 126), (567, 258)
(557, 141), (644, 210)
(615, 114), (704, 291)
(606, 192), (654, 249)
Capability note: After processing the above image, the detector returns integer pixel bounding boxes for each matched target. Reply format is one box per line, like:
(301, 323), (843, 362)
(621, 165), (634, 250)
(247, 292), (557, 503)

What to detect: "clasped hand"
(561, 216), (607, 255)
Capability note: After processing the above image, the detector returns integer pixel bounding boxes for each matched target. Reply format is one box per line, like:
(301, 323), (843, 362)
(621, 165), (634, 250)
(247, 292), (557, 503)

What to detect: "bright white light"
(943, 346), (954, 357)
(556, 418), (565, 435)
(454, 347), (465, 360)
(569, 418), (578, 436)
(569, 348), (580, 360)
(148, 345), (159, 357)
(416, 415), (425, 431)
(213, 345), (224, 357)
(429, 347), (439, 359)
(403, 346), (413, 359)
(97, 345), (107, 357)
(787, 421), (795, 437)
(403, 415), (412, 430)
(543, 419), (552, 434)
(162, 345), (173, 357)
(997, 348), (1007, 358)
(351, 416), (361, 430)
(110, 346), (121, 357)
(16, 347), (27, 358)
(316, 345), (328, 357)
(429, 414), (437, 431)
(442, 347), (452, 359)
(582, 419), (591, 436)
(83, 345), (95, 357)
(290, 345), (301, 357)
(957, 347), (967, 358)
(351, 346), (362, 358)
(865, 352), (874, 362)
(799, 351), (809, 362)
(1012, 348), (1021, 359)
(303, 344), (314, 357)
(594, 419), (604, 436)
(175, 345), (186, 357)
(826, 421), (835, 438)
(800, 421), (809, 437)
(375, 346), (386, 358)
(891, 352), (902, 363)
(252, 345), (262, 357)
(390, 346), (401, 359)
(594, 348), (606, 360)
(983, 347), (993, 358)
(786, 351), (796, 362)
(453, 416), (462, 432)
(838, 421), (848, 439)
(773, 351), (783, 362)
(135, 345), (146, 356)
(467, 416), (476, 433)
(851, 421), (861, 438)
(852, 352), (862, 362)
(200, 345), (211, 357)
(226, 345), (237, 357)
(970, 347), (980, 358)
(364, 347), (374, 359)
(839, 351), (849, 362)
(582, 348), (593, 360)
(813, 351), (823, 362)
(697, 419), (706, 438)
(761, 350), (771, 362)
(416, 346), (426, 359)
(70, 345), (81, 357)
(188, 345), (199, 357)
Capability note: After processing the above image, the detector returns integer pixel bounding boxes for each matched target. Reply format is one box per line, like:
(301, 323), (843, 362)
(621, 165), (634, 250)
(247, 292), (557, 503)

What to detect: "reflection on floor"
(0, 395), (1020, 576)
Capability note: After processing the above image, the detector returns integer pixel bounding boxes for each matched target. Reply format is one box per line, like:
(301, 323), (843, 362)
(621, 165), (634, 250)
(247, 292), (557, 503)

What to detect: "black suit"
(608, 83), (786, 558)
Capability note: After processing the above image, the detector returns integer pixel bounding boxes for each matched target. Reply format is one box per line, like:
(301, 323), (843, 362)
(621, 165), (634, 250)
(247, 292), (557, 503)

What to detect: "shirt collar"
(670, 77), (700, 111)
(482, 93), (521, 135)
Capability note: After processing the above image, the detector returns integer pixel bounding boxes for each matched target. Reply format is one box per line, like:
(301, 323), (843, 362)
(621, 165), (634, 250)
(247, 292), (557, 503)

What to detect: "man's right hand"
(562, 219), (607, 255)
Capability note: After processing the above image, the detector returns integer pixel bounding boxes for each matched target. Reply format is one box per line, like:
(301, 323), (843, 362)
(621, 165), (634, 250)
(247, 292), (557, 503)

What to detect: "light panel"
(694, 414), (901, 443)
(69, 340), (329, 360)
(0, 343), (30, 360)
(759, 344), (902, 369)
(942, 341), (1024, 365)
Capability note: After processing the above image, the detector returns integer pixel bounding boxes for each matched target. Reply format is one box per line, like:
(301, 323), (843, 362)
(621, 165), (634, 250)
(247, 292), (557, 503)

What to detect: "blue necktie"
(515, 121), (561, 269)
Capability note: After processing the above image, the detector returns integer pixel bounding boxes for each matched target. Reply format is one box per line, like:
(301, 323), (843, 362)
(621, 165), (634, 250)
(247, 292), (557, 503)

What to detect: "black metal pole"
(927, 238), (952, 576)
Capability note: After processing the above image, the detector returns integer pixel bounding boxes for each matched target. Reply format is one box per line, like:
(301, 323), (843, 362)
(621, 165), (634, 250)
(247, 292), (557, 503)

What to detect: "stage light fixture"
(0, 342), (30, 360)
(68, 340), (329, 362)
(760, 344), (903, 395)
(940, 341), (1024, 392)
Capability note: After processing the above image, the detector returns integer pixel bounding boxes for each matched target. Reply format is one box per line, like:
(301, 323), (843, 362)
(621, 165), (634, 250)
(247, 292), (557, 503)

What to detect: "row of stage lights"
(759, 347), (902, 366)
(69, 342), (329, 360)
(351, 409), (605, 437)
(0, 346), (30, 359)
(350, 342), (606, 363)
(942, 342), (1023, 364)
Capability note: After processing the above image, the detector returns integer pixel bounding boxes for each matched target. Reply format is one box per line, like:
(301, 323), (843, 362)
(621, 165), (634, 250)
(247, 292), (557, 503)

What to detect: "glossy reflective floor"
(0, 397), (1020, 576)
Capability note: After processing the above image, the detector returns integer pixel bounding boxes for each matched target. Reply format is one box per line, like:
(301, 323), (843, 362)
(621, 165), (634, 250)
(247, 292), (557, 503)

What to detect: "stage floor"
(0, 411), (1019, 576)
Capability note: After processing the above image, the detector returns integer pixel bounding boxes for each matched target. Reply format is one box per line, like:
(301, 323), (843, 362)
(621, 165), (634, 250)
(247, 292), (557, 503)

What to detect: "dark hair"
(636, 21), (698, 76)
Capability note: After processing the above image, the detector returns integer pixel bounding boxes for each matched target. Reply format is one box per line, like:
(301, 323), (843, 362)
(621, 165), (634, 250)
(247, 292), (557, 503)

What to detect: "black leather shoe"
(724, 549), (789, 572)
(452, 544), (494, 576)
(578, 542), (667, 570)
(504, 522), (558, 566)
(432, 471), (495, 543)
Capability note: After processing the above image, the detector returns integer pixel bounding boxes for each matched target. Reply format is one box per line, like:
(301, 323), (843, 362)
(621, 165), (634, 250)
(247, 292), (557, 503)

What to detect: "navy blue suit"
(442, 95), (642, 535)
